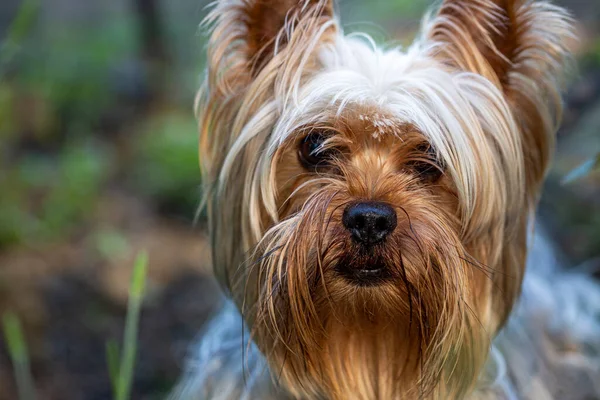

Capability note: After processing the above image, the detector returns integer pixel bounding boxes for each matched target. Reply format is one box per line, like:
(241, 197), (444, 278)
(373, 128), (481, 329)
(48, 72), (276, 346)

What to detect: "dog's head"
(198, 0), (573, 398)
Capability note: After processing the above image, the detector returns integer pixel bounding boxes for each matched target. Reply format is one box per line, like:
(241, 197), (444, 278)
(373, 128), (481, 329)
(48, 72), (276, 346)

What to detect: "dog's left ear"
(425, 0), (574, 189)
(205, 0), (335, 94)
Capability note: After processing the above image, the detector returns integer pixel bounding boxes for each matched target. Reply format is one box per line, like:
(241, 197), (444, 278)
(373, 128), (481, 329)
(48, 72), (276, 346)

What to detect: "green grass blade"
(115, 251), (148, 400)
(105, 340), (120, 397)
(2, 312), (36, 400)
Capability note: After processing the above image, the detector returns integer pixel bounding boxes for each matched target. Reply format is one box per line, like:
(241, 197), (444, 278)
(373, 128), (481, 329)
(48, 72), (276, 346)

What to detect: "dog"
(171, 0), (600, 398)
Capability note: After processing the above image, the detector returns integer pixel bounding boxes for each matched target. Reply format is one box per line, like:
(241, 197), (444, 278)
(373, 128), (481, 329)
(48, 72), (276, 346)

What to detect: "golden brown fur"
(191, 0), (576, 398)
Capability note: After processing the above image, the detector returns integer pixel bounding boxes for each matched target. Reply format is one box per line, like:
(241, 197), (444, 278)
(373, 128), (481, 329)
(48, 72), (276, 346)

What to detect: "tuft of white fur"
(170, 227), (600, 399)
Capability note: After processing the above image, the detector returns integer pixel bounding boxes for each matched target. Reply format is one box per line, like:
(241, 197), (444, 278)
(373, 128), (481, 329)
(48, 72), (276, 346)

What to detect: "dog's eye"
(298, 132), (338, 170)
(407, 144), (444, 182)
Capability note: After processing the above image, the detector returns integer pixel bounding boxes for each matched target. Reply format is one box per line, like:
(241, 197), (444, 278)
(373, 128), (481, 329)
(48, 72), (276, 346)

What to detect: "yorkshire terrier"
(172, 0), (600, 398)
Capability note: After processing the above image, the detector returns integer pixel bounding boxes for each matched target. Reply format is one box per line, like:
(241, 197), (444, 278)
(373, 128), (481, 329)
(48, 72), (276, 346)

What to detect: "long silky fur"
(174, 0), (597, 398)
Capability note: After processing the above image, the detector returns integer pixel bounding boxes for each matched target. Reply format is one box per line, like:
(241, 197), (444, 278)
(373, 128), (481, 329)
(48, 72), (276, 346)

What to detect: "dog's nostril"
(375, 216), (389, 231)
(354, 215), (366, 230)
(342, 201), (397, 245)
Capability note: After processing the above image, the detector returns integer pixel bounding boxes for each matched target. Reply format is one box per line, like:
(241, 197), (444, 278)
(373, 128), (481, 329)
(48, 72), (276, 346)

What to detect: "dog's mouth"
(335, 251), (393, 286)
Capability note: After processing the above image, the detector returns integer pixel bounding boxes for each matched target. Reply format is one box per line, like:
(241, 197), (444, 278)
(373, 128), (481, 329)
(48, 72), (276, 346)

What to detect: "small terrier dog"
(172, 0), (600, 398)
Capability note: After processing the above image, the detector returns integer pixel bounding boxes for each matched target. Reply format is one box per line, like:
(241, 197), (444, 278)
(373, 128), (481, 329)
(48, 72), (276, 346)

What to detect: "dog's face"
(199, 0), (572, 398)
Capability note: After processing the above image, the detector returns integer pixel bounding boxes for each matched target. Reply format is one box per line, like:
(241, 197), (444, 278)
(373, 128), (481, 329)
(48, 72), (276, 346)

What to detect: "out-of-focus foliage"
(0, 139), (112, 246)
(0, 0), (202, 248)
(131, 112), (200, 214)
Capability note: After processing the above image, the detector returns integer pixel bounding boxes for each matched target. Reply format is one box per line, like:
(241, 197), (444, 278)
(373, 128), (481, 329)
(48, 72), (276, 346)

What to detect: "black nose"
(342, 202), (397, 245)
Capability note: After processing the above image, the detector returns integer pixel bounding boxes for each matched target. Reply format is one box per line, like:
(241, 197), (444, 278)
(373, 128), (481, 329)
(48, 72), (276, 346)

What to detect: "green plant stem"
(2, 312), (36, 400)
(115, 251), (148, 400)
(106, 340), (120, 396)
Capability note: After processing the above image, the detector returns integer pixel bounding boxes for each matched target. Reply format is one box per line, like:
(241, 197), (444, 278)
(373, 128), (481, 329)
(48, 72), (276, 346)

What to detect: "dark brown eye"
(407, 144), (444, 182)
(298, 132), (338, 170)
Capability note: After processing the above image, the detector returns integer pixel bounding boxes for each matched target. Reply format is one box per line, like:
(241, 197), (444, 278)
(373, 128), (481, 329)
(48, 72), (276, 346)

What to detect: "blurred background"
(0, 0), (598, 399)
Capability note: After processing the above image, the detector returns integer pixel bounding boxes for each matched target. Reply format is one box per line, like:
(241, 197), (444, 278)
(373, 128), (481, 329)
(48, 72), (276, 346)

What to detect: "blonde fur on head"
(173, 0), (599, 399)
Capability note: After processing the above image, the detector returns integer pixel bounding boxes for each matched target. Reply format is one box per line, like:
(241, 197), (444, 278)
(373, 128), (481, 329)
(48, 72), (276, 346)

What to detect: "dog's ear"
(199, 1), (336, 293)
(204, 0), (335, 94)
(425, 0), (573, 188)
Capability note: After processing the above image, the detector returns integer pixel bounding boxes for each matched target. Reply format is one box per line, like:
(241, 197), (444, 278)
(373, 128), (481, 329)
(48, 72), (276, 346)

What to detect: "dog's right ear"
(203, 0), (336, 95)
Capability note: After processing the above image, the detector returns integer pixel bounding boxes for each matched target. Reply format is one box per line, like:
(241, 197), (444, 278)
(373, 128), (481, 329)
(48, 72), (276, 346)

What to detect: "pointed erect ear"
(425, 0), (574, 188)
(204, 0), (335, 92)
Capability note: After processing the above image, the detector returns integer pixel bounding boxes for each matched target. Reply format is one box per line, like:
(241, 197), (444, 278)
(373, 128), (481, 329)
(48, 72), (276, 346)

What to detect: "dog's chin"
(252, 222), (489, 400)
